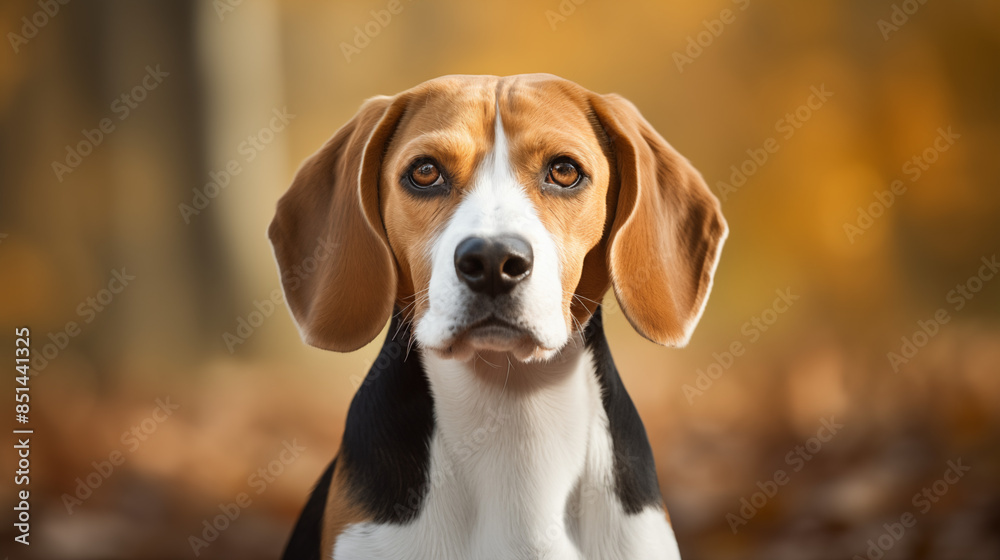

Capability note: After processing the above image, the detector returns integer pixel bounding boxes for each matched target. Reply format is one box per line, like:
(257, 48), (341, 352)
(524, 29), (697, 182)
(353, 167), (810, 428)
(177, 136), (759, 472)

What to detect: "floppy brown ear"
(591, 93), (728, 347)
(268, 95), (408, 352)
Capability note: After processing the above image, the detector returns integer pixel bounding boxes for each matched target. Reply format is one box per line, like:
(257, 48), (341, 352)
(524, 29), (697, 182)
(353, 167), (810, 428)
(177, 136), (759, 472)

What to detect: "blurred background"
(1, 0), (999, 558)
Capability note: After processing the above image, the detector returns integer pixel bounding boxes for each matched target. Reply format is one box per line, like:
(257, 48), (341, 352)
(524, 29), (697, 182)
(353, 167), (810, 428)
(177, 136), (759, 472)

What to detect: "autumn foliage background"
(1, 0), (999, 558)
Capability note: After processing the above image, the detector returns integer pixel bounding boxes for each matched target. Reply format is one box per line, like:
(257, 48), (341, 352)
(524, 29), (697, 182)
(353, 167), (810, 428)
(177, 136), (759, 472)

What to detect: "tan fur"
(590, 93), (728, 346)
(320, 458), (371, 554)
(268, 95), (405, 352)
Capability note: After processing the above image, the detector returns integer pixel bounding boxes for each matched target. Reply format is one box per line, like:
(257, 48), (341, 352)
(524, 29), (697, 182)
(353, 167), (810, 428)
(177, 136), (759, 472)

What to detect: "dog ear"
(268, 95), (409, 352)
(591, 93), (727, 347)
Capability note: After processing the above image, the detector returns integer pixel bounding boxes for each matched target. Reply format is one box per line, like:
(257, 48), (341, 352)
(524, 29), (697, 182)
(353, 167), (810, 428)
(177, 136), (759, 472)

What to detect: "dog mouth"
(464, 315), (525, 339)
(431, 313), (553, 361)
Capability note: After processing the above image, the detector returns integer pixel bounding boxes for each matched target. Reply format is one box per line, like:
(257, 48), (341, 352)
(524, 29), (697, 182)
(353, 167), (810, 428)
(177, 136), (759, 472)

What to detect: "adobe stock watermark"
(684, 288), (799, 403)
(853, 458), (970, 560)
(222, 236), (336, 353)
(359, 337), (513, 522)
(30, 267), (136, 374)
(61, 396), (180, 514)
(223, 289), (284, 353)
(7, 0), (71, 54)
(391, 402), (511, 521)
(672, 0), (750, 72)
(188, 439), (306, 556)
(544, 0), (588, 31)
(51, 64), (169, 183)
(523, 479), (606, 559)
(179, 106), (295, 224)
(844, 126), (959, 244)
(887, 253), (998, 372)
(349, 280), (471, 383)
(349, 336), (404, 391)
(340, 0), (415, 63)
(877, 0), (932, 41)
(524, 447), (652, 558)
(714, 84), (833, 202)
(212, 0), (245, 22)
(727, 416), (843, 533)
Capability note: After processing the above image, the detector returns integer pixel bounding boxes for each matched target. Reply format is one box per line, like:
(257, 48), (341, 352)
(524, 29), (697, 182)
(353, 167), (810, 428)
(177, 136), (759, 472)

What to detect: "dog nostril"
(455, 237), (488, 282)
(502, 256), (530, 278)
(457, 256), (485, 277)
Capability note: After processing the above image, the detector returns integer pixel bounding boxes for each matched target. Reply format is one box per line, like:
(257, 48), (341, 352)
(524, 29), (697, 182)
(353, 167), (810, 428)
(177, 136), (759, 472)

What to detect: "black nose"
(454, 235), (534, 296)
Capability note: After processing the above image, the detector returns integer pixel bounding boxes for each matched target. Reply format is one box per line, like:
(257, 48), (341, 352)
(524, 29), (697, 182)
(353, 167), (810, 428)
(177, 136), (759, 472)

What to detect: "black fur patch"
(584, 307), (664, 513)
(337, 317), (436, 523)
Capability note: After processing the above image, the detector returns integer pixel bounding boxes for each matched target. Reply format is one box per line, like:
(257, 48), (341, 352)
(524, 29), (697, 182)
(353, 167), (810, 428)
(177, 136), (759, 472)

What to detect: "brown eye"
(409, 160), (444, 188)
(546, 157), (582, 188)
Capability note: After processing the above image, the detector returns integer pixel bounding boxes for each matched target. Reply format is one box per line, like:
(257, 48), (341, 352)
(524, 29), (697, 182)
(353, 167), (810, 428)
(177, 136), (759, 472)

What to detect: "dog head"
(269, 74), (727, 362)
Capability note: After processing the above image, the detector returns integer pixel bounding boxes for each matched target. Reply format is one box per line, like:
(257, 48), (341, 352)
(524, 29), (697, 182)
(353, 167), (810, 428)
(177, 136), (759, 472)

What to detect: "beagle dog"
(269, 74), (727, 560)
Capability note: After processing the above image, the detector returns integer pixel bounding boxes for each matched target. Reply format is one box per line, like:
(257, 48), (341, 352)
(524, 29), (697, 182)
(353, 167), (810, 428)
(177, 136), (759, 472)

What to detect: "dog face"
(380, 77), (613, 361)
(269, 74), (726, 361)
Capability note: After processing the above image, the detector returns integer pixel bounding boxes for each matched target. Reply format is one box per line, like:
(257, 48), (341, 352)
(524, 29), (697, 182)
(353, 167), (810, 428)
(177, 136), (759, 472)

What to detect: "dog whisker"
(501, 356), (511, 398)
(477, 352), (500, 368)
(565, 290), (602, 307)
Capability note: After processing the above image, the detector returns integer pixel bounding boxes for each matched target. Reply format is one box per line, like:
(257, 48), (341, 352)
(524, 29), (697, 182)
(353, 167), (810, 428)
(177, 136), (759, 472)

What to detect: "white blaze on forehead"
(457, 106), (534, 230)
(414, 105), (569, 357)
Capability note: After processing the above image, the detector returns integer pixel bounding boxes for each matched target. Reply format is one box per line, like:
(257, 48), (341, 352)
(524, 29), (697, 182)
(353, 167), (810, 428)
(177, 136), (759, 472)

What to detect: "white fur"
(332, 346), (680, 559)
(414, 109), (568, 359)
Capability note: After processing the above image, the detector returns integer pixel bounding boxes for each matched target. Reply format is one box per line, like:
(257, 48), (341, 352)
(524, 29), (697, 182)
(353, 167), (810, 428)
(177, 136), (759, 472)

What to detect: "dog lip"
(465, 315), (523, 332)
(459, 315), (534, 346)
(422, 314), (559, 361)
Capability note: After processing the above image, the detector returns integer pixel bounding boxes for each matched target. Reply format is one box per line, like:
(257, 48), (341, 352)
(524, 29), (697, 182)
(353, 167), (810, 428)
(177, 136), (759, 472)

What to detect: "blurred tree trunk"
(0, 0), (234, 380)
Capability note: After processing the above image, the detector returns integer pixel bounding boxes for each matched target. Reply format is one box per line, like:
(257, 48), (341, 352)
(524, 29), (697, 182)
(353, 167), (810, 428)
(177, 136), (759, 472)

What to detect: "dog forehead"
(392, 74), (600, 149)
(397, 76), (496, 139)
(496, 76), (599, 139)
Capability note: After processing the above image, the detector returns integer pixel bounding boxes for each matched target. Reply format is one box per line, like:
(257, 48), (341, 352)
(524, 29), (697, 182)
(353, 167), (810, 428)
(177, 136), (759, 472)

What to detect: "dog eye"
(545, 157), (582, 188)
(408, 159), (444, 189)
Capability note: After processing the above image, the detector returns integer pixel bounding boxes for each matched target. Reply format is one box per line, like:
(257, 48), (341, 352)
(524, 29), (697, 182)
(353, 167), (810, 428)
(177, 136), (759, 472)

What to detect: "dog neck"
(419, 336), (599, 542)
(336, 307), (662, 531)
